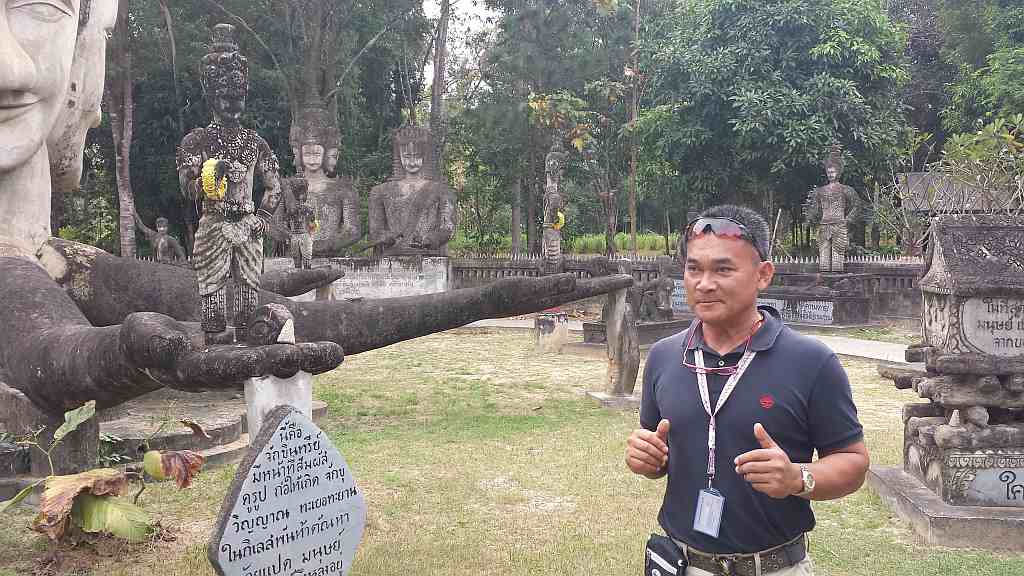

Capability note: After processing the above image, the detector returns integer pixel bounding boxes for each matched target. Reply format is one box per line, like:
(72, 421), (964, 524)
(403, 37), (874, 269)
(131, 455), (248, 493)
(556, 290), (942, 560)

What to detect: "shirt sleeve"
(639, 346), (662, 432)
(807, 353), (864, 454)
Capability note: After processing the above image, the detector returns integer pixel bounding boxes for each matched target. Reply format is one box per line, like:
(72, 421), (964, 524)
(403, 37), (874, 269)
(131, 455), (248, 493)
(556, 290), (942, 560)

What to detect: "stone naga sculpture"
(176, 25), (281, 344)
(804, 145), (859, 273)
(369, 126), (457, 256)
(0, 4), (632, 420)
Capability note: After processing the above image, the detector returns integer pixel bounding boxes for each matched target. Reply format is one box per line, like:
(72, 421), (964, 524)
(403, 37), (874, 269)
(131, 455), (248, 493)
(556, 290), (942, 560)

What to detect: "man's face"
(302, 144), (324, 172)
(400, 143), (423, 174)
(683, 234), (774, 327)
(46, 0), (116, 192)
(0, 0), (80, 174)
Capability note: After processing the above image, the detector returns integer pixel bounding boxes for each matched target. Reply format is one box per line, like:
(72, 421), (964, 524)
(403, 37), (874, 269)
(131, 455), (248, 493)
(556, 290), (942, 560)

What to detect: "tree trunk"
(429, 0), (450, 160)
(511, 178), (522, 254)
(110, 0), (136, 258)
(627, 0), (641, 255)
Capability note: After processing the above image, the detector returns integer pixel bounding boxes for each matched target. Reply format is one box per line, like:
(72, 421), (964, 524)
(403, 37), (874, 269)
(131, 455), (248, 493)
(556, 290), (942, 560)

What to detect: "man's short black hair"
(679, 204), (771, 261)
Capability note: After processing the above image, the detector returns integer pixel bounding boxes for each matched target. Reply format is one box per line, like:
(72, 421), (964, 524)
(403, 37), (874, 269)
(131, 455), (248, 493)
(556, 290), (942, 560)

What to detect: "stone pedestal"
(0, 382), (98, 476)
(592, 287), (641, 409)
(868, 466), (1024, 551)
(317, 256), (450, 300)
(244, 372), (313, 437)
(535, 312), (569, 353)
(583, 318), (690, 346)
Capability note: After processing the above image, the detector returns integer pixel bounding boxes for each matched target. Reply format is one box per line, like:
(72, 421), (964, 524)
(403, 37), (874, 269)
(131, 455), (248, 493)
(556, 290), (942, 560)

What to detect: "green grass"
(1, 330), (1022, 575)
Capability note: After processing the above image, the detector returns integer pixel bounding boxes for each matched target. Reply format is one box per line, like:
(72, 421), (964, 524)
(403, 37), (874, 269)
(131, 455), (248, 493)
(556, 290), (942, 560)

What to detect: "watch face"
(803, 467), (815, 491)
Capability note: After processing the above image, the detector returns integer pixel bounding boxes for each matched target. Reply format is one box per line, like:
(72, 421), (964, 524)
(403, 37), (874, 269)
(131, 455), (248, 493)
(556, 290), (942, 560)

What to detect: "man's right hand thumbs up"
(626, 419), (671, 479)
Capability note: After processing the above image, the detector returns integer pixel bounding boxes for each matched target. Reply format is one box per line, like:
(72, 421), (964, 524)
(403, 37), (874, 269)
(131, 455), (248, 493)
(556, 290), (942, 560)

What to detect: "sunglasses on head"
(685, 216), (766, 261)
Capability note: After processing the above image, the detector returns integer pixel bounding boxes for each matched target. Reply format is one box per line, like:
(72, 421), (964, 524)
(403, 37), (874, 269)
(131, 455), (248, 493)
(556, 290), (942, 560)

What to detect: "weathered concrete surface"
(535, 313), (569, 354)
(867, 465), (1024, 551)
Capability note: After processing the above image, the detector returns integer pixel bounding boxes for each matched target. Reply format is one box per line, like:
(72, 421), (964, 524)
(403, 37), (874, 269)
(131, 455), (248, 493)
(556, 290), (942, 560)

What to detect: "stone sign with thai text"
(758, 297), (835, 325)
(209, 406), (367, 576)
(945, 452), (1024, 507)
(961, 298), (1024, 357)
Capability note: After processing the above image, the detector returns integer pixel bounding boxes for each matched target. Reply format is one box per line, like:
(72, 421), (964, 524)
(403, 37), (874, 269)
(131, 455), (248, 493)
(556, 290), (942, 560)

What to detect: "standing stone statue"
(133, 212), (187, 262)
(284, 178), (317, 269)
(287, 107), (360, 257)
(176, 24), (282, 344)
(369, 126), (456, 256)
(805, 145), (859, 273)
(542, 139), (569, 274)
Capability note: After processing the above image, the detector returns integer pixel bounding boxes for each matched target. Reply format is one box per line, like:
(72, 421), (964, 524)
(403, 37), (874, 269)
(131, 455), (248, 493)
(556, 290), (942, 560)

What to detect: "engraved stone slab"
(961, 298), (1024, 357)
(671, 280), (690, 315)
(947, 452), (1024, 507)
(209, 406), (366, 576)
(758, 297), (835, 325)
(327, 257), (449, 299)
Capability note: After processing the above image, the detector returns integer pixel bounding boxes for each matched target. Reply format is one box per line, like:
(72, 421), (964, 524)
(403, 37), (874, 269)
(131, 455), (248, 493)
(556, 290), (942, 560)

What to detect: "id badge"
(693, 488), (725, 538)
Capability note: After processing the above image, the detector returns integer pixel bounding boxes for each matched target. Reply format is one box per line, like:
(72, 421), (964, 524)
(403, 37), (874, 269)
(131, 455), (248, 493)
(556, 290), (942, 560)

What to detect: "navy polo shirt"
(640, 305), (863, 554)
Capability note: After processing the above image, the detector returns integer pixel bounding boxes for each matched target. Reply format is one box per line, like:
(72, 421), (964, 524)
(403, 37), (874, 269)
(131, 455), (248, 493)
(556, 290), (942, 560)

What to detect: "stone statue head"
(301, 141), (325, 173)
(391, 125), (435, 179)
(824, 144), (844, 183)
(201, 24), (249, 125)
(155, 217), (169, 233)
(291, 106), (340, 175)
(1, 0), (113, 177)
(324, 147), (340, 175)
(46, 0), (117, 194)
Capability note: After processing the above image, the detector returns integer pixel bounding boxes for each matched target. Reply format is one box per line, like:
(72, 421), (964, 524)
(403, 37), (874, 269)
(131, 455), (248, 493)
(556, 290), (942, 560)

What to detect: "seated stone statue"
(133, 212), (187, 262)
(637, 256), (676, 322)
(0, 5), (632, 454)
(369, 126), (456, 256)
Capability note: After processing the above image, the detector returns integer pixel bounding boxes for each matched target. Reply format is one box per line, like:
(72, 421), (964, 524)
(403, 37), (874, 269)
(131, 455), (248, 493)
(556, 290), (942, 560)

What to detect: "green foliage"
(930, 115), (1024, 214)
(71, 494), (153, 543)
(52, 401), (96, 446)
(569, 232), (678, 254)
(636, 0), (911, 210)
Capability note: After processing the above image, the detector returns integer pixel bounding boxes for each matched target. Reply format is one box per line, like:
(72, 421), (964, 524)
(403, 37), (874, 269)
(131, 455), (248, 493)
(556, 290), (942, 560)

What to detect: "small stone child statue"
(133, 212), (187, 262)
(285, 177), (319, 269)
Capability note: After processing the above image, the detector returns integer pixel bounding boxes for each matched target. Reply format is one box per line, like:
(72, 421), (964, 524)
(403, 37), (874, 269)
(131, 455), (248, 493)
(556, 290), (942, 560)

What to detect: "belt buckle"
(714, 556), (734, 576)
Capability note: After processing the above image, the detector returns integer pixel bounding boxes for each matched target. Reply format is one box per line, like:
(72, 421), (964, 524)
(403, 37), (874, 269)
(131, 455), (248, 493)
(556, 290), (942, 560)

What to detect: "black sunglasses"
(685, 217), (766, 261)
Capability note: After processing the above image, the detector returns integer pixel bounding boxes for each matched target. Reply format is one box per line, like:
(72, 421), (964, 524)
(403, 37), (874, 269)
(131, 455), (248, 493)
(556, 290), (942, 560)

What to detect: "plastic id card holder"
(693, 488), (724, 538)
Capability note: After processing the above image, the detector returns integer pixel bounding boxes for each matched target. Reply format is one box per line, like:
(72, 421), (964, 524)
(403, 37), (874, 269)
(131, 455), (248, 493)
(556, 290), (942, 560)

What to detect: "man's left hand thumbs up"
(735, 423), (802, 498)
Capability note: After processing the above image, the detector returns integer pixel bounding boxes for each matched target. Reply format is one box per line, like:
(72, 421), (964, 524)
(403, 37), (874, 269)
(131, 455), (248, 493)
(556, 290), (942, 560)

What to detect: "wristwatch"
(795, 464), (815, 497)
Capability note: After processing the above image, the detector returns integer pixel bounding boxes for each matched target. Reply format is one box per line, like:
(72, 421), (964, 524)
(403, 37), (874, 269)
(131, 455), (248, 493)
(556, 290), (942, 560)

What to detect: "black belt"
(683, 534), (806, 576)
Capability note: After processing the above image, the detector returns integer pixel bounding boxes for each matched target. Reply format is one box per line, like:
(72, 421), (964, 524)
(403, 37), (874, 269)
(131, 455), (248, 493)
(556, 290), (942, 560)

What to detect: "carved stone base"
(585, 391), (640, 410)
(903, 440), (1024, 507)
(535, 312), (569, 354)
(868, 466), (1024, 551)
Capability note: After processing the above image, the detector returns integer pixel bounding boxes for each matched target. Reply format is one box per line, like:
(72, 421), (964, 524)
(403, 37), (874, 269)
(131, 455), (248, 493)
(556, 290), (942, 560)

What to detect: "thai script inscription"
(212, 410), (366, 576)
(961, 298), (1024, 356)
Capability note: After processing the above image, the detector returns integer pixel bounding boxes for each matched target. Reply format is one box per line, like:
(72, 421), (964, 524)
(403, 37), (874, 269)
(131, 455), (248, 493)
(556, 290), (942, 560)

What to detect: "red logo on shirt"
(759, 394), (775, 409)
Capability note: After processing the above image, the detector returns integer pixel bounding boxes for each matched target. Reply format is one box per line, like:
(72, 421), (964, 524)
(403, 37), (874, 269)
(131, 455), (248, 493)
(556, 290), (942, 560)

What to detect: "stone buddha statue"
(176, 24), (282, 344)
(285, 107), (360, 257)
(368, 126), (456, 257)
(805, 145), (859, 273)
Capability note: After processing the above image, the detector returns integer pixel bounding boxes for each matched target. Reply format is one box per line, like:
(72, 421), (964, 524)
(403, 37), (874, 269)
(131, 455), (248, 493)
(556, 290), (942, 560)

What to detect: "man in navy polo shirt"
(626, 205), (868, 576)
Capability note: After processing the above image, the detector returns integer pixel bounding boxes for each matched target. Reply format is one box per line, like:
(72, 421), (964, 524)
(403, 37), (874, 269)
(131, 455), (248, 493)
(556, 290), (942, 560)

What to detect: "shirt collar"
(684, 305), (784, 355)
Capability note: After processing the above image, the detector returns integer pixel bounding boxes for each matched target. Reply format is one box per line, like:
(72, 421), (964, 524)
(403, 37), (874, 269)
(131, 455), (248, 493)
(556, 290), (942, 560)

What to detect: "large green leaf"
(0, 479), (43, 514)
(32, 468), (127, 540)
(71, 494), (153, 542)
(52, 400), (97, 445)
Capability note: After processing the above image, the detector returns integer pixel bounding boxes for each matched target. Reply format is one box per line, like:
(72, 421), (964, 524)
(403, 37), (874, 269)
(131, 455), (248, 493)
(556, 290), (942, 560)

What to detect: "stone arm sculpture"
(42, 238), (632, 382)
(313, 181), (362, 256)
(424, 187), (457, 250)
(254, 138), (282, 220)
(843, 184), (861, 225)
(368, 189), (399, 248)
(0, 255), (343, 415)
(804, 188), (822, 225)
(133, 211), (156, 239)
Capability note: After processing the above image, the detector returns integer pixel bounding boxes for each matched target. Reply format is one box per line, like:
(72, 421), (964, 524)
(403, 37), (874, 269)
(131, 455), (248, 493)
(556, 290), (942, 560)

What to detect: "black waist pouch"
(645, 533), (687, 576)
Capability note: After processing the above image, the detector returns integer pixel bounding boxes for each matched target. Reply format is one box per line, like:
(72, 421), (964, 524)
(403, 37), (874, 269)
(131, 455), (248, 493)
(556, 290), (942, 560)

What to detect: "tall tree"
(109, 0), (136, 257)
